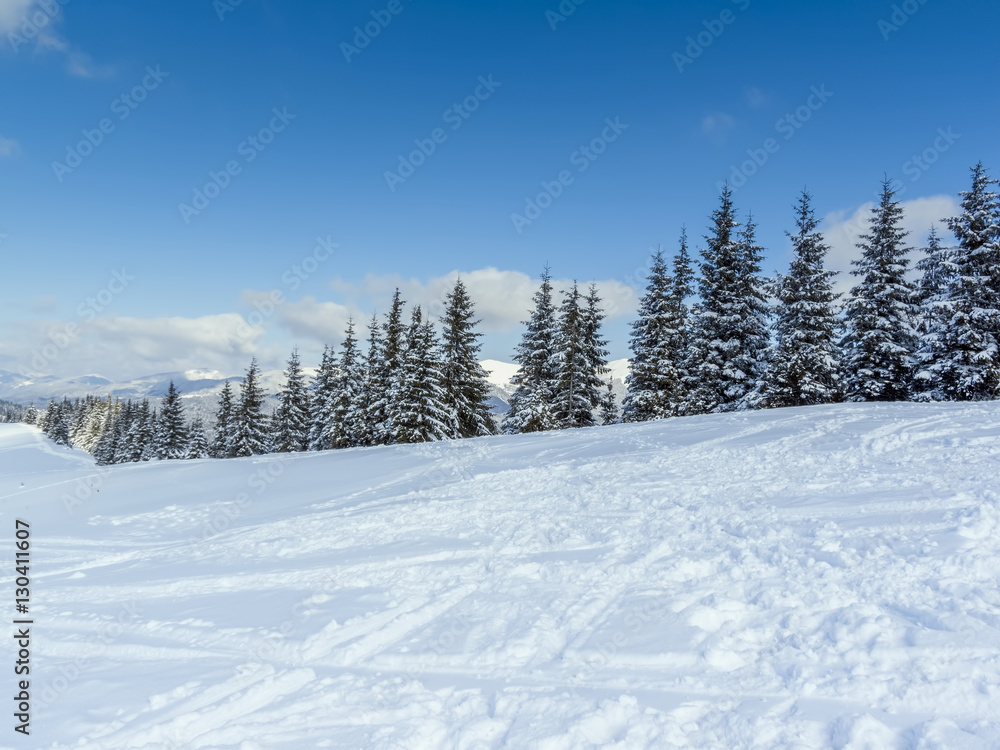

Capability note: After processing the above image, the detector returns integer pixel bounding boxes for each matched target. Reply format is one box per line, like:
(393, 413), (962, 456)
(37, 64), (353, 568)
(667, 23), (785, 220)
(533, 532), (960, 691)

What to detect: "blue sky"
(1, 0), (998, 381)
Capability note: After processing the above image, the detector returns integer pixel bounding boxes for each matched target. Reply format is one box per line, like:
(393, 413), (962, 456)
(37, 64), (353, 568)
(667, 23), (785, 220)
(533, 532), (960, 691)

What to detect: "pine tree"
(111, 401), (135, 464)
(93, 402), (119, 465)
(142, 408), (160, 461)
(686, 187), (768, 413)
(552, 282), (596, 428)
(841, 178), (918, 401)
(210, 381), (237, 458)
(156, 381), (188, 459)
(185, 418), (210, 459)
(272, 348), (310, 453)
(232, 357), (269, 457)
(919, 163), (1000, 400)
(392, 308), (452, 443)
(762, 190), (842, 407)
(913, 226), (955, 399)
(24, 404), (37, 425)
(49, 400), (72, 446)
(372, 288), (408, 444)
(440, 278), (497, 439)
(599, 377), (618, 425)
(622, 232), (692, 422)
(356, 315), (384, 447)
(503, 267), (559, 433)
(125, 400), (155, 461)
(324, 319), (366, 450)
(306, 346), (338, 451)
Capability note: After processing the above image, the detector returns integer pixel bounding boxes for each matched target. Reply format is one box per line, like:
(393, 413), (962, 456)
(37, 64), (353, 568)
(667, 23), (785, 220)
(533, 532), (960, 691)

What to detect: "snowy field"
(2, 402), (1000, 749)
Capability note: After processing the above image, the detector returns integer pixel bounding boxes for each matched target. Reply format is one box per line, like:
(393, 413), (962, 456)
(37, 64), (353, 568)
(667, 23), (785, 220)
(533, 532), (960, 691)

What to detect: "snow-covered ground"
(2, 402), (1000, 748)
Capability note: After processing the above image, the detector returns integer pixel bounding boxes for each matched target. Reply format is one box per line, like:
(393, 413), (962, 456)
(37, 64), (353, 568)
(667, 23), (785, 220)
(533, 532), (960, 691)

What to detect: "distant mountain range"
(0, 359), (632, 419)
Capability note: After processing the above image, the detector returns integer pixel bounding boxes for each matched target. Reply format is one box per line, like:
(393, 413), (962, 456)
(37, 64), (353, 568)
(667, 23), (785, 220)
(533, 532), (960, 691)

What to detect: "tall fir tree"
(913, 225), (956, 399)
(841, 178), (918, 402)
(156, 381), (188, 459)
(306, 345), (338, 451)
(440, 278), (497, 439)
(622, 231), (692, 422)
(919, 163), (1000, 400)
(368, 289), (407, 444)
(232, 357), (269, 457)
(272, 348), (310, 452)
(599, 377), (618, 426)
(323, 319), (366, 449)
(210, 381), (237, 458)
(392, 307), (452, 443)
(762, 190), (842, 407)
(503, 267), (559, 433)
(686, 186), (769, 413)
(93, 401), (119, 465)
(357, 314), (384, 447)
(552, 282), (597, 428)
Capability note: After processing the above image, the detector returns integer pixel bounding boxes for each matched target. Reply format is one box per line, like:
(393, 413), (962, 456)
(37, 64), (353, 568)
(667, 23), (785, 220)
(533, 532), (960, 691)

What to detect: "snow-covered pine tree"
(920, 163), (1000, 400)
(185, 418), (210, 459)
(306, 345), (338, 451)
(111, 400), (135, 464)
(599, 376), (618, 425)
(440, 277), (497, 439)
(622, 232), (693, 422)
(553, 282), (597, 429)
(372, 289), (408, 445)
(93, 402), (119, 465)
(156, 381), (188, 459)
(391, 307), (452, 443)
(49, 399), (72, 446)
(142, 408), (159, 461)
(24, 404), (37, 425)
(323, 319), (366, 450)
(503, 267), (559, 434)
(582, 283), (611, 403)
(124, 399), (155, 461)
(761, 190), (842, 407)
(841, 178), (918, 402)
(271, 348), (310, 453)
(232, 357), (269, 457)
(912, 225), (956, 399)
(686, 186), (767, 413)
(210, 381), (236, 458)
(356, 315), (383, 448)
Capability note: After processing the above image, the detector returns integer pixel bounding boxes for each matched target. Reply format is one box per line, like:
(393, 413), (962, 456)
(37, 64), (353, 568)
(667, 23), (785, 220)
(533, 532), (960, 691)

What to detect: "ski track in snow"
(1, 402), (1000, 748)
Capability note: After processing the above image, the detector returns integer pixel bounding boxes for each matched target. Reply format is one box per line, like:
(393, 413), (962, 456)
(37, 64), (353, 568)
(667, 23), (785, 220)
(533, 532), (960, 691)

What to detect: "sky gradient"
(1, 0), (998, 381)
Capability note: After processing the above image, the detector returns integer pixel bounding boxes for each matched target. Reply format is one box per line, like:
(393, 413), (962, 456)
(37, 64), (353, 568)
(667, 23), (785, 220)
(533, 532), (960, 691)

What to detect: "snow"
(2, 401), (1000, 748)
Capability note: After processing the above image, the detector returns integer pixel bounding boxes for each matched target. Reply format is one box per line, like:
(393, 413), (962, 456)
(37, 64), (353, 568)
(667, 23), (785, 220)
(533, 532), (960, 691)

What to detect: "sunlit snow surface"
(2, 402), (1000, 748)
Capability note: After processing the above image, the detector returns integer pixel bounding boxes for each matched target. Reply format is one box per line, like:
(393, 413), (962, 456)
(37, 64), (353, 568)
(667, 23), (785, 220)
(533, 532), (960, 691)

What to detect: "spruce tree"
(185, 418), (210, 459)
(323, 319), (366, 449)
(622, 232), (692, 422)
(392, 308), (452, 443)
(762, 190), (842, 407)
(210, 381), (237, 458)
(93, 403), (119, 465)
(306, 346), (338, 451)
(503, 267), (559, 433)
(232, 357), (269, 457)
(599, 377), (618, 426)
(356, 315), (384, 447)
(686, 186), (768, 413)
(913, 226), (955, 399)
(367, 289), (407, 444)
(156, 381), (188, 459)
(440, 278), (497, 439)
(24, 404), (37, 425)
(553, 282), (596, 428)
(841, 178), (917, 402)
(920, 163), (1000, 400)
(272, 348), (310, 452)
(50, 400), (72, 446)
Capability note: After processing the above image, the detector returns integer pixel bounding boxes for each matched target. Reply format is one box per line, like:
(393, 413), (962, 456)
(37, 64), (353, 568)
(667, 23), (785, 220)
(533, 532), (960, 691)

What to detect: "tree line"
(23, 162), (1000, 460)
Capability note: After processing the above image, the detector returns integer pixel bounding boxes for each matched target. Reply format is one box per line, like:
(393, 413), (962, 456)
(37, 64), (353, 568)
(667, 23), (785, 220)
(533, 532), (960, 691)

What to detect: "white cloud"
(329, 267), (638, 332)
(0, 134), (19, 157)
(1, 0), (111, 78)
(820, 193), (960, 295)
(701, 112), (736, 139)
(1, 314), (266, 381)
